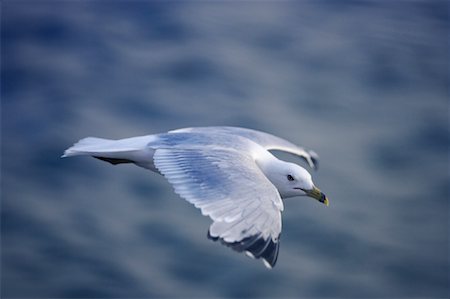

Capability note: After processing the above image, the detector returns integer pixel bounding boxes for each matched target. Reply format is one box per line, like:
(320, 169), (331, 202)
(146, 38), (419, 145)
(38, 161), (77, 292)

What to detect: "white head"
(262, 159), (329, 205)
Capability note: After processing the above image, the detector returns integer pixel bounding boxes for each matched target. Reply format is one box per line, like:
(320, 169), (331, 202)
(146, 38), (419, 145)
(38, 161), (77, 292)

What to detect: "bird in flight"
(63, 126), (329, 268)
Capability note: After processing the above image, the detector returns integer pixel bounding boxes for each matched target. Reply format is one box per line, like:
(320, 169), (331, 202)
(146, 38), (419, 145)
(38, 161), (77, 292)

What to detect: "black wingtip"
(308, 151), (319, 170)
(207, 230), (219, 241)
(311, 157), (319, 170)
(207, 230), (280, 268)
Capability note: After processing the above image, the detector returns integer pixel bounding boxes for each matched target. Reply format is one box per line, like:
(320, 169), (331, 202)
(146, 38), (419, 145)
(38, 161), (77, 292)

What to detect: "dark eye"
(287, 174), (294, 181)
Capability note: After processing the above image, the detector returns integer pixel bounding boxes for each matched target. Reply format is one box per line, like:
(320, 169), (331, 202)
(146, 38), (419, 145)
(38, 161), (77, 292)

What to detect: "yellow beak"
(306, 186), (329, 206)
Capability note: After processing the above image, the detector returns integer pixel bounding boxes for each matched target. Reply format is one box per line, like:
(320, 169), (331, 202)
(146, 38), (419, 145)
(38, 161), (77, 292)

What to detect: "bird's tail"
(62, 135), (157, 168)
(62, 137), (119, 158)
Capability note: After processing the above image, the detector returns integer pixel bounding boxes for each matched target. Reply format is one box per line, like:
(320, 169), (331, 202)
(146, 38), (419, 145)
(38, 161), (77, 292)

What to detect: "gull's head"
(265, 161), (329, 206)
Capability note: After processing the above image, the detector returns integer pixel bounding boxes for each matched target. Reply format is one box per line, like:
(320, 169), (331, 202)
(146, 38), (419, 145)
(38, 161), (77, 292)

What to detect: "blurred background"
(2, 1), (448, 298)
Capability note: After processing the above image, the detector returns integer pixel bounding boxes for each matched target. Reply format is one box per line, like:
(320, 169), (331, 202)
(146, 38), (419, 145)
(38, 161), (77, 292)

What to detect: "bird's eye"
(287, 174), (295, 181)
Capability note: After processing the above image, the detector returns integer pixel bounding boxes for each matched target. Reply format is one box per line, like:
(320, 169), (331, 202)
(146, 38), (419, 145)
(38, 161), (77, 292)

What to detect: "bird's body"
(63, 126), (328, 268)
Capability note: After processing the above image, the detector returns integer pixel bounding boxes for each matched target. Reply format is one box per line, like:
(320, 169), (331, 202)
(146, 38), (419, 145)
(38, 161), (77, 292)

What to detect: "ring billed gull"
(63, 126), (329, 268)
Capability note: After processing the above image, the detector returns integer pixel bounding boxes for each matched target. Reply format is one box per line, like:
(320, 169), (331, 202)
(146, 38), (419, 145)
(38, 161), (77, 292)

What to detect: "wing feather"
(153, 147), (282, 268)
(170, 126), (319, 169)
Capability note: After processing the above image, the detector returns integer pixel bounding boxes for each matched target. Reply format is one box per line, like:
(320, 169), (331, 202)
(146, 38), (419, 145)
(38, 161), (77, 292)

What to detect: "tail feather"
(62, 137), (117, 158)
(62, 135), (155, 157)
(62, 134), (157, 171)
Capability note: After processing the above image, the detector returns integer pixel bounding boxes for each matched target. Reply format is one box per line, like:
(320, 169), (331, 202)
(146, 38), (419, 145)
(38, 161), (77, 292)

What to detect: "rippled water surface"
(2, 1), (448, 298)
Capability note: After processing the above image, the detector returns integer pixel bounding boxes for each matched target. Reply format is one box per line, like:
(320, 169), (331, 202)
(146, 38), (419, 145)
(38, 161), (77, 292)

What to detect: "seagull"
(62, 126), (329, 268)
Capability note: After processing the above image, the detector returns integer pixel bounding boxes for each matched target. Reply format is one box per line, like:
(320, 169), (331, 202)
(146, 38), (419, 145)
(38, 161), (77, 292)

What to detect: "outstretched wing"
(170, 126), (319, 169)
(153, 147), (283, 268)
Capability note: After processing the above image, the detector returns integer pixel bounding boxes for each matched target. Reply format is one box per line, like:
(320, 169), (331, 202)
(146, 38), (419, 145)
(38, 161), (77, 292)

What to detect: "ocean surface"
(2, 1), (448, 298)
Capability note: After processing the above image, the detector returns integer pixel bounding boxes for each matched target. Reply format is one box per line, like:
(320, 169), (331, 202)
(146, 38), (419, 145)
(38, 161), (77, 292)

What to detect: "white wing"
(171, 126), (319, 169)
(153, 146), (283, 268)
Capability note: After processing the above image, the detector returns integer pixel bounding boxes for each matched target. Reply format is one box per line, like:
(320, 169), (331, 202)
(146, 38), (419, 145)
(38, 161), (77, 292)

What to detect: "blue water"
(2, 1), (448, 298)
